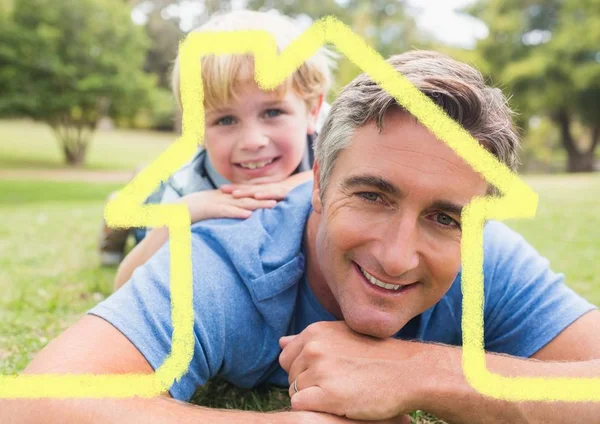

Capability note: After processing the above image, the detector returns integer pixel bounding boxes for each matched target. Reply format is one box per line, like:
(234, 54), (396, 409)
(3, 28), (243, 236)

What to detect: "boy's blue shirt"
(90, 182), (596, 401)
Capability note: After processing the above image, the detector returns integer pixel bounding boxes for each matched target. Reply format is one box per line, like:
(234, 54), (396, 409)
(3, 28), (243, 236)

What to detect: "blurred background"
(1, 0), (598, 173)
(0, 1), (598, 420)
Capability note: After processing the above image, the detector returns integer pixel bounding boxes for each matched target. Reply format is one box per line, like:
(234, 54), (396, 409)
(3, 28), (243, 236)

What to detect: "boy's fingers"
(253, 188), (288, 200)
(221, 184), (253, 195)
(231, 188), (261, 198)
(233, 188), (288, 200)
(233, 198), (278, 210)
(217, 205), (252, 219)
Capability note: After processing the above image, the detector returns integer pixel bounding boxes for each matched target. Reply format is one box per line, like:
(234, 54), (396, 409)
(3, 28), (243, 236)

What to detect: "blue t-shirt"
(89, 182), (596, 401)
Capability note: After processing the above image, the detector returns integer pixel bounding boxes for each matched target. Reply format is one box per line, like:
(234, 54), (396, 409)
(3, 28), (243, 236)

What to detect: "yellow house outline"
(2, 16), (597, 402)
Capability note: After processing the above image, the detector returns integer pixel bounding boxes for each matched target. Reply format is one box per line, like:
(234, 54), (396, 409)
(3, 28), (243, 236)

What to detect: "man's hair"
(171, 10), (337, 112)
(315, 50), (520, 195)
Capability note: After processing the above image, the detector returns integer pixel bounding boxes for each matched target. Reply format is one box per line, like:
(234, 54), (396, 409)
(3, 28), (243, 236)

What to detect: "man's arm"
(1, 315), (273, 423)
(0, 315), (395, 424)
(418, 310), (600, 424)
(281, 313), (600, 424)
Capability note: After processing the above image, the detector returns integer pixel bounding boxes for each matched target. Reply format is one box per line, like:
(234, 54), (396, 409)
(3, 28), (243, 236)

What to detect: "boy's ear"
(307, 94), (324, 135)
(312, 161), (323, 214)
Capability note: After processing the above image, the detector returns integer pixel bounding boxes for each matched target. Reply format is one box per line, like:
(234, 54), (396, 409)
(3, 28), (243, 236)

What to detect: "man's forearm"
(1, 396), (301, 424)
(414, 344), (600, 424)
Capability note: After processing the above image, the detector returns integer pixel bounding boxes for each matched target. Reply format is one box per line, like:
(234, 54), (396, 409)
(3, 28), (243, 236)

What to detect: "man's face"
(311, 110), (488, 338)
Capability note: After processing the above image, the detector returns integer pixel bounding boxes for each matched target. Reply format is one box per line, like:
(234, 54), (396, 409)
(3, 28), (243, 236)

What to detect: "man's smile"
(354, 262), (420, 295)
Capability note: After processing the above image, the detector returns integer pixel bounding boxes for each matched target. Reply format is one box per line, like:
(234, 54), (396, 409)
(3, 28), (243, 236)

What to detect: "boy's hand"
(179, 190), (277, 223)
(221, 170), (314, 201)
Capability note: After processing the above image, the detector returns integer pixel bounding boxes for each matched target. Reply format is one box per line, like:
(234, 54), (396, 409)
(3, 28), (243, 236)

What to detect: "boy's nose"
(238, 126), (269, 151)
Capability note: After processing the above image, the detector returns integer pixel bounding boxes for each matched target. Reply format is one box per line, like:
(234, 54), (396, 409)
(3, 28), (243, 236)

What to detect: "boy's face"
(204, 81), (320, 184)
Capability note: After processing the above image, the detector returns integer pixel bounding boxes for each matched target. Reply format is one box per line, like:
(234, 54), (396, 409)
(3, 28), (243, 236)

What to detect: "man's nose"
(377, 215), (420, 278)
(237, 123), (269, 151)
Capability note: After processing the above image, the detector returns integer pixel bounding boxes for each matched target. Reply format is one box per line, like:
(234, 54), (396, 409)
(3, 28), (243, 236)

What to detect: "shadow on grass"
(191, 379), (447, 423)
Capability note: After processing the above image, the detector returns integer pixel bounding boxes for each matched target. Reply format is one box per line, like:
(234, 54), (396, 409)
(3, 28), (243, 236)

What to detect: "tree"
(246, 0), (427, 94)
(144, 8), (183, 89)
(466, 0), (600, 172)
(0, 0), (156, 166)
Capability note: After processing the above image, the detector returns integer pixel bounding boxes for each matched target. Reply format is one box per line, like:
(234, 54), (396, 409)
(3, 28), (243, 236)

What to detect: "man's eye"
(216, 116), (236, 126)
(264, 109), (283, 118)
(357, 192), (380, 203)
(433, 213), (459, 228)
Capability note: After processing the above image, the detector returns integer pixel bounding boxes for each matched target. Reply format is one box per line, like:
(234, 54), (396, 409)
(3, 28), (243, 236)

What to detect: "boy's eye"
(216, 116), (236, 126)
(264, 109), (283, 118)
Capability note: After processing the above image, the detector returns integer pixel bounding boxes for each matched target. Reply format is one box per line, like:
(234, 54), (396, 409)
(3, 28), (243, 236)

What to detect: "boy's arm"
(114, 226), (170, 290)
(113, 190), (277, 290)
(221, 170), (314, 200)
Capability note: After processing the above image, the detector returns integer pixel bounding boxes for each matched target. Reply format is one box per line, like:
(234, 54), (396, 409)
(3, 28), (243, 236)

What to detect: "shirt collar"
(204, 152), (231, 187)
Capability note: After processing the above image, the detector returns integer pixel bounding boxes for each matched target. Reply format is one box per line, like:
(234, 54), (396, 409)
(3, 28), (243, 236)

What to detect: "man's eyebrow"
(428, 200), (464, 217)
(341, 175), (401, 196)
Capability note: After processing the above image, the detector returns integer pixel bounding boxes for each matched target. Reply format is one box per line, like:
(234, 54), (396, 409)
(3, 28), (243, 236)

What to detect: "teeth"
(359, 267), (401, 291)
(239, 158), (274, 169)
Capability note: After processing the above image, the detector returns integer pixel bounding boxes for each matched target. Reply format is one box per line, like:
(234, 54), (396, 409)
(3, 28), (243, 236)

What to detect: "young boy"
(104, 9), (336, 289)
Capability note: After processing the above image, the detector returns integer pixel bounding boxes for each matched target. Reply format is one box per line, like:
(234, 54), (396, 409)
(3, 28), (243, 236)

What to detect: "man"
(3, 51), (599, 423)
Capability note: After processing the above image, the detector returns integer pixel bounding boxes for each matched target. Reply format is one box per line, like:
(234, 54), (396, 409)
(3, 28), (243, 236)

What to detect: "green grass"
(0, 180), (122, 373)
(506, 174), (600, 305)
(0, 119), (174, 171)
(0, 173), (598, 422)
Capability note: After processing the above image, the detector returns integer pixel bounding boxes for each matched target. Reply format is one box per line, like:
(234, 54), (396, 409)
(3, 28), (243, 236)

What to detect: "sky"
(132, 0), (489, 49)
(406, 0), (488, 48)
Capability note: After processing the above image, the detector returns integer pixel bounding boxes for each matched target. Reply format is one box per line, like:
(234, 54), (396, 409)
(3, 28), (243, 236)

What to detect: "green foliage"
(114, 86), (177, 131)
(0, 0), (157, 165)
(246, 0), (430, 97)
(466, 0), (600, 172)
(520, 116), (565, 172)
(143, 4), (184, 89)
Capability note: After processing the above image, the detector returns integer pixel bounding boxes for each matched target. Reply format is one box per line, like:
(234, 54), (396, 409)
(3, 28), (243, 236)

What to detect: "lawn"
(0, 171), (598, 422)
(0, 119), (174, 171)
(506, 174), (600, 305)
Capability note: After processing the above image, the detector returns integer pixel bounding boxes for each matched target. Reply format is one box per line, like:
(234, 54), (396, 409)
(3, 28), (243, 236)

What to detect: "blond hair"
(315, 50), (520, 196)
(171, 10), (336, 111)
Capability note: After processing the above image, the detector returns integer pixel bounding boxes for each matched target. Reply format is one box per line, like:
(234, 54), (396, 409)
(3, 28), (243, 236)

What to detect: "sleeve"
(482, 221), (597, 357)
(133, 181), (184, 243)
(88, 233), (269, 400)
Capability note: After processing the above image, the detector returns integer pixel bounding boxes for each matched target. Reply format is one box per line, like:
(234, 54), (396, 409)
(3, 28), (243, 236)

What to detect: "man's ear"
(307, 94), (324, 135)
(312, 161), (323, 214)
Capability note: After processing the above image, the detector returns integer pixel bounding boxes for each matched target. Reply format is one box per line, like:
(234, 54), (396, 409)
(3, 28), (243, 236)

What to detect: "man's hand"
(279, 321), (425, 421)
(220, 170), (314, 201)
(179, 190), (277, 222)
(294, 410), (411, 424)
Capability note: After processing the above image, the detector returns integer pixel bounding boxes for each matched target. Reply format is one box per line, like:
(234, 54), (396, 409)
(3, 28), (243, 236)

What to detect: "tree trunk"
(64, 145), (87, 167)
(175, 108), (182, 135)
(567, 151), (595, 173)
(554, 108), (597, 173)
(50, 117), (93, 167)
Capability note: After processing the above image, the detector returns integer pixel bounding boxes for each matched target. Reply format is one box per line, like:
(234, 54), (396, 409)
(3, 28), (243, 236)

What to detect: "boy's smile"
(204, 80), (320, 184)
